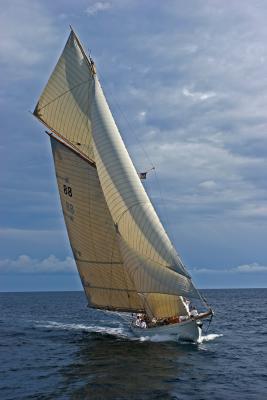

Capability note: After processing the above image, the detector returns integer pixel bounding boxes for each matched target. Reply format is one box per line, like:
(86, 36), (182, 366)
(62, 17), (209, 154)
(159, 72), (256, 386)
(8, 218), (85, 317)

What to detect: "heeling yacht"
(33, 27), (213, 342)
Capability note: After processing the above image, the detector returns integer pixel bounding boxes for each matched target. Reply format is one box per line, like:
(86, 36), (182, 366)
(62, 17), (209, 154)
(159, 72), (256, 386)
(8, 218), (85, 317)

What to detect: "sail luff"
(69, 27), (95, 74)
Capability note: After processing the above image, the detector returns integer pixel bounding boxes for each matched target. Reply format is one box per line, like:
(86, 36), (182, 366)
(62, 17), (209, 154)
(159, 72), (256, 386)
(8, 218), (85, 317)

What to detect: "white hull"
(131, 319), (201, 342)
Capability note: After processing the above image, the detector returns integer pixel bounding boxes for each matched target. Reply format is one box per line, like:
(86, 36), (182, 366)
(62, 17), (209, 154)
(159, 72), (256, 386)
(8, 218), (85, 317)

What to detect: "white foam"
(35, 320), (128, 338)
(34, 320), (223, 344)
(200, 333), (223, 342)
(137, 334), (177, 342)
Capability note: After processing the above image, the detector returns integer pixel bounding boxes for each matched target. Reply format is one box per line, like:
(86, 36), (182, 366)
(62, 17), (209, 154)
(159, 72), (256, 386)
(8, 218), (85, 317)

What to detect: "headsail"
(89, 77), (197, 278)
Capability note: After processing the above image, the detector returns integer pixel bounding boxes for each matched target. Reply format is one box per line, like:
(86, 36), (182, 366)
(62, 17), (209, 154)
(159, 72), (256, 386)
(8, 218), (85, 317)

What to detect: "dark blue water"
(0, 289), (266, 400)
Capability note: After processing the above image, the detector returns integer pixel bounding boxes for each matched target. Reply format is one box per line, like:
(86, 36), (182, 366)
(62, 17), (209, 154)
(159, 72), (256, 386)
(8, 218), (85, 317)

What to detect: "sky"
(1, 0), (267, 291)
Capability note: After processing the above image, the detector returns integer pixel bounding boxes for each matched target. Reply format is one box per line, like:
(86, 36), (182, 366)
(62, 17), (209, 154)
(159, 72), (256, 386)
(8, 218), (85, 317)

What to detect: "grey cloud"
(1, 0), (267, 280)
(192, 263), (267, 274)
(0, 255), (76, 274)
(0, 0), (59, 80)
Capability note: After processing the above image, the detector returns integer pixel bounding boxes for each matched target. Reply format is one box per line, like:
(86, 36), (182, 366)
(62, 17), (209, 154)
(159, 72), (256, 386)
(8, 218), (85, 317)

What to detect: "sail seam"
(84, 284), (194, 297)
(35, 78), (92, 112)
(75, 259), (123, 265)
(116, 201), (151, 226)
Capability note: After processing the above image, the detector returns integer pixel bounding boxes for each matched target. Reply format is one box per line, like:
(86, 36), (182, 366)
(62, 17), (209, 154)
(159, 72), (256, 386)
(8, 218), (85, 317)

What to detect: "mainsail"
(50, 136), (143, 312)
(34, 28), (202, 319)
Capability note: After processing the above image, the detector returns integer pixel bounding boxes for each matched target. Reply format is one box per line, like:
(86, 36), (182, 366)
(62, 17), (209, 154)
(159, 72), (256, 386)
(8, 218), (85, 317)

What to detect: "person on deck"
(140, 319), (147, 329)
(135, 315), (141, 327)
(182, 297), (191, 313)
(179, 315), (188, 323)
(140, 315), (147, 329)
(190, 306), (198, 318)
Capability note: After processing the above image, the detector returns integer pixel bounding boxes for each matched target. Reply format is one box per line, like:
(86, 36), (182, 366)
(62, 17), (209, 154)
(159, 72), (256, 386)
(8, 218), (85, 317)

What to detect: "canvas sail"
(50, 136), (143, 312)
(34, 29), (203, 319)
(89, 77), (198, 283)
(34, 30), (95, 161)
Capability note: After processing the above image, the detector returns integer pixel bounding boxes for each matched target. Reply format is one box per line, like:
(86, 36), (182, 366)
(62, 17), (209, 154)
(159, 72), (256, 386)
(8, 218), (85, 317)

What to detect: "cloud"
(137, 110), (147, 122)
(0, 228), (63, 241)
(86, 1), (111, 15)
(1, 0), (267, 283)
(198, 180), (217, 190)
(192, 263), (267, 274)
(0, 0), (58, 80)
(182, 88), (216, 101)
(0, 255), (76, 274)
(234, 263), (267, 273)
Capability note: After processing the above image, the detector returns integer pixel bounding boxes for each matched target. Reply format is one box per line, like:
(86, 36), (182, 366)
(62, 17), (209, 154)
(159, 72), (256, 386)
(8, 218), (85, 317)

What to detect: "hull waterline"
(131, 319), (202, 342)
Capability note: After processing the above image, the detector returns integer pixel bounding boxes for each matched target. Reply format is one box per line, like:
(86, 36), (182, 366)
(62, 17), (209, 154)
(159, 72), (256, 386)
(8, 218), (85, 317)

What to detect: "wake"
(34, 320), (128, 338)
(34, 320), (223, 344)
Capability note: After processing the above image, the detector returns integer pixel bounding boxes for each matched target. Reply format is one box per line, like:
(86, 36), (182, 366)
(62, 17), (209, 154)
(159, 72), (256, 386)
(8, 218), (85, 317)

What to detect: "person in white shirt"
(179, 315), (188, 322)
(190, 306), (198, 318)
(182, 297), (191, 313)
(140, 320), (147, 329)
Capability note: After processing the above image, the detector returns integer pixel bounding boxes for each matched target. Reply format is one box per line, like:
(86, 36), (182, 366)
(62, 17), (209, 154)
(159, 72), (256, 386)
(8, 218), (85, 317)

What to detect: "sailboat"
(33, 28), (213, 342)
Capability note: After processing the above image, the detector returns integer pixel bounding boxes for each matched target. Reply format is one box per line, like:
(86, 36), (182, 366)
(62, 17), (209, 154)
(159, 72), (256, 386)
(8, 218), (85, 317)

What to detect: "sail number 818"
(63, 185), (72, 197)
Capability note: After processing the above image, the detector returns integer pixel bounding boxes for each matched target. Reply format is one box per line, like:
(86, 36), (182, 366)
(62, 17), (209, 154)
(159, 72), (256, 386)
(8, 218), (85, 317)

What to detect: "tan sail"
(50, 136), (143, 312)
(117, 235), (198, 298)
(34, 30), (95, 161)
(33, 28), (206, 322)
(117, 235), (196, 318)
(141, 294), (188, 319)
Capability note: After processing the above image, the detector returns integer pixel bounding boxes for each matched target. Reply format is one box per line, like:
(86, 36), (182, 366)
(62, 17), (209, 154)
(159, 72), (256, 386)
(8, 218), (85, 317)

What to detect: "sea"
(0, 289), (266, 400)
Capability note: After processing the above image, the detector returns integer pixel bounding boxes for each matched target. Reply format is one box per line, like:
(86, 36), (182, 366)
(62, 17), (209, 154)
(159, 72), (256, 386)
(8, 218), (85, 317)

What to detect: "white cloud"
(238, 205), (267, 218)
(0, 255), (76, 274)
(86, 1), (111, 16)
(137, 110), (147, 121)
(182, 87), (216, 101)
(234, 263), (267, 273)
(192, 263), (267, 274)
